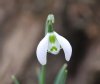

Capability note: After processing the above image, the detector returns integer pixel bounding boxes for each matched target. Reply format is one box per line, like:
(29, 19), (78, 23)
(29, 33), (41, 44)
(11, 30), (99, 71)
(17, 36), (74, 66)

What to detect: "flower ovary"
(49, 35), (56, 43)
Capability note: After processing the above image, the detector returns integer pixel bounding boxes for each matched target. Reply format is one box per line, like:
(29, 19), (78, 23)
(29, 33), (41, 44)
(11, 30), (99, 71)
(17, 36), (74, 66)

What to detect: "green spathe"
(45, 14), (54, 34)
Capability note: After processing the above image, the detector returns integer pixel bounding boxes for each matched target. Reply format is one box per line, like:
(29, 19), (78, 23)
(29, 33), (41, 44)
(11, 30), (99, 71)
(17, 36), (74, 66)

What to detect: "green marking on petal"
(49, 35), (56, 43)
(50, 46), (57, 51)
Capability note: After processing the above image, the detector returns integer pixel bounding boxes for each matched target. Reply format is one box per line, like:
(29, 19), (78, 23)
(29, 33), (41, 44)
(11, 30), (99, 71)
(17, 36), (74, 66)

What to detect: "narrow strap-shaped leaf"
(54, 64), (68, 84)
(11, 75), (20, 84)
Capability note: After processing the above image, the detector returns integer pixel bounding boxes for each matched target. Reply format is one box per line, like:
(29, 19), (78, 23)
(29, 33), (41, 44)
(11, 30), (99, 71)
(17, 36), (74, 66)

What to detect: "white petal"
(54, 32), (72, 61)
(36, 34), (49, 65)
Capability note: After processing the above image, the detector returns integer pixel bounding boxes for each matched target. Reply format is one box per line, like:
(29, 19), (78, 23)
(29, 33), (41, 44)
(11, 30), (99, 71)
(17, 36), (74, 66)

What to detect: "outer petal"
(36, 34), (49, 65)
(54, 32), (72, 61)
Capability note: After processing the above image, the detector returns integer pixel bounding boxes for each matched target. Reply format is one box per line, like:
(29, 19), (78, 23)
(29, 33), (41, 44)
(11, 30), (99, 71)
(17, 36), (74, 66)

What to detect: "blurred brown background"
(0, 0), (100, 84)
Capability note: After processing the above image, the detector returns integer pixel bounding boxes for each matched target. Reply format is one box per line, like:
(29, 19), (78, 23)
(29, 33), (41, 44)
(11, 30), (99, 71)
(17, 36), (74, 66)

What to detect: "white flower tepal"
(36, 32), (72, 65)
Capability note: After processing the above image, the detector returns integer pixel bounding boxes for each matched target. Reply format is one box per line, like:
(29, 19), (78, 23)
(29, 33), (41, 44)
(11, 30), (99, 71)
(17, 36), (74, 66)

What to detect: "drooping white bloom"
(36, 31), (72, 65)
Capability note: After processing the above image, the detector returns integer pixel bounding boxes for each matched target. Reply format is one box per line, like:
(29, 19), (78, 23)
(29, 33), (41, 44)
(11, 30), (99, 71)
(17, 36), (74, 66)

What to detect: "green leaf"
(11, 75), (20, 84)
(54, 64), (68, 84)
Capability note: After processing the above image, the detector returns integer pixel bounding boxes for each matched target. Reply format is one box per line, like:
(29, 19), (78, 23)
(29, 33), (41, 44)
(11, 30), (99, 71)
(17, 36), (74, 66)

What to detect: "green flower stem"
(61, 70), (67, 84)
(45, 14), (54, 35)
(11, 75), (20, 84)
(39, 65), (46, 84)
(54, 64), (68, 84)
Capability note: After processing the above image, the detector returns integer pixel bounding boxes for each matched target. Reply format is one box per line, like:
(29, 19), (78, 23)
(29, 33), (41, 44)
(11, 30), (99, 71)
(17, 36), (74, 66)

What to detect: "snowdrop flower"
(36, 14), (72, 65)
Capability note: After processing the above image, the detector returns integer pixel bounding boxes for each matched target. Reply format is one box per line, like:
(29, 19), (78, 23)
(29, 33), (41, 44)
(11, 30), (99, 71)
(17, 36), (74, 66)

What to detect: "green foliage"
(11, 75), (20, 84)
(54, 64), (68, 84)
